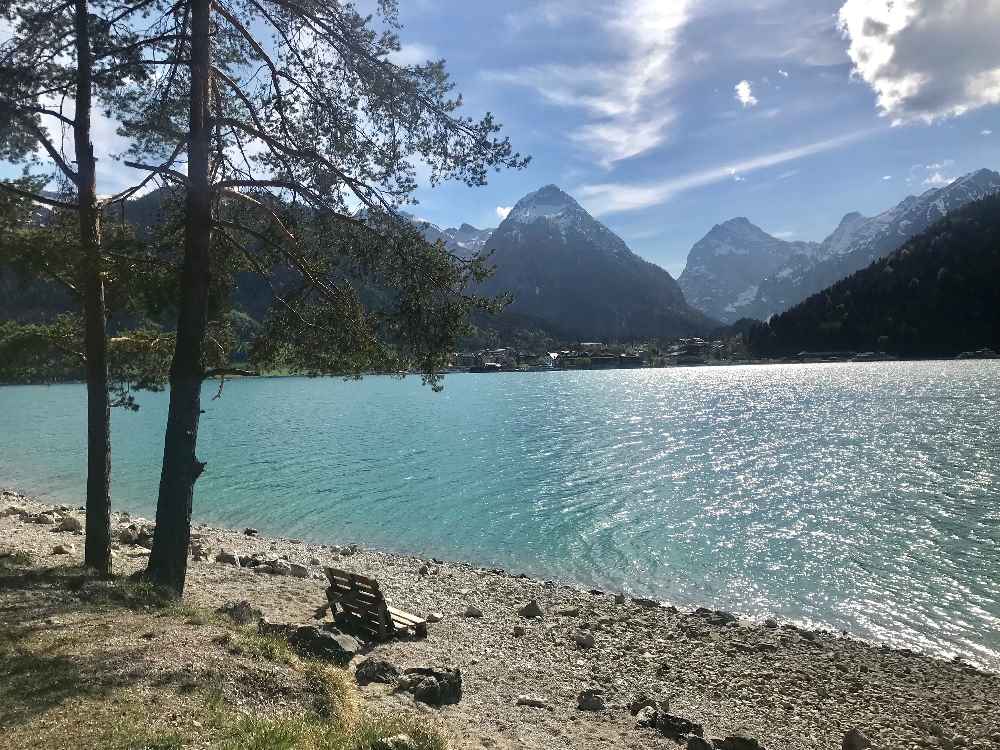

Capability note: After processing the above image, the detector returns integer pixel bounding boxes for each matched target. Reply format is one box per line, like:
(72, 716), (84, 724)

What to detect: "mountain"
(411, 218), (494, 259)
(748, 193), (1000, 357)
(479, 185), (716, 340)
(678, 218), (821, 323)
(680, 168), (1000, 324)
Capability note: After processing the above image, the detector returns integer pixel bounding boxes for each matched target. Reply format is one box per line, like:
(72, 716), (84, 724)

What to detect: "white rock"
(516, 695), (550, 709)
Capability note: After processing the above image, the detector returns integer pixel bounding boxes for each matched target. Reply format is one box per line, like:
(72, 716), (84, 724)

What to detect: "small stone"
(404, 667), (462, 705)
(35, 513), (57, 525)
(243, 527), (258, 536)
(577, 688), (608, 711)
(267, 560), (292, 576)
(413, 676), (441, 705)
(516, 695), (550, 709)
(842, 729), (872, 750)
(614, 593), (626, 605)
(513, 625), (527, 637)
(464, 604), (483, 618)
(52, 543), (74, 555)
(56, 515), (82, 532)
(215, 549), (240, 566)
(656, 714), (704, 739)
(764, 618), (779, 629)
(687, 737), (715, 750)
(427, 612), (444, 623)
(418, 563), (430, 575)
(574, 631), (596, 649)
(557, 606), (580, 617)
(218, 600), (261, 625)
(288, 563), (309, 578)
(715, 735), (764, 750)
(373, 735), (418, 750)
(355, 657), (400, 686)
(309, 557), (321, 566)
(518, 600), (543, 618)
(636, 706), (657, 727)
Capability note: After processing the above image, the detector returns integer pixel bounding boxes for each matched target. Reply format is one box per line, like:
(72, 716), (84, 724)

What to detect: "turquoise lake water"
(1, 361), (998, 668)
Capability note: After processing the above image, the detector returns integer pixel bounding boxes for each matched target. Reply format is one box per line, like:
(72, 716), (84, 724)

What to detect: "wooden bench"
(324, 567), (427, 641)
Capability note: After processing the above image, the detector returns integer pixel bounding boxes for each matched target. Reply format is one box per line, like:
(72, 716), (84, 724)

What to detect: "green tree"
(0, 0), (139, 573)
(111, 0), (528, 595)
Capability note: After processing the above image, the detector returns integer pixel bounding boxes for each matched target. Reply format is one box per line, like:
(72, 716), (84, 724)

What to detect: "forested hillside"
(748, 195), (1000, 358)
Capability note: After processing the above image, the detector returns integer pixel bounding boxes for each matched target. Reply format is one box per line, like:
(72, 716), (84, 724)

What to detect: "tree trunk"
(74, 0), (112, 576)
(147, 0), (213, 596)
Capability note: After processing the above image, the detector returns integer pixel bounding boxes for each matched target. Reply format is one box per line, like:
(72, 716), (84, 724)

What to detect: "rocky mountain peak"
(505, 184), (584, 225)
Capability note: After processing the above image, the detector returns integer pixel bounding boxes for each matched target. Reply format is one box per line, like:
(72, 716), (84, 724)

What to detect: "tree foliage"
(748, 195), (1000, 358)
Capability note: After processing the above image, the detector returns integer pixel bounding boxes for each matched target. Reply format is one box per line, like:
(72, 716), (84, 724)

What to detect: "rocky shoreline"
(3, 487), (999, 750)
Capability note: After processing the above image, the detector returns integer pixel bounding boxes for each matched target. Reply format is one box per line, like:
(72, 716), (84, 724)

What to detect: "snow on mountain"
(678, 218), (820, 323)
(680, 167), (1000, 323)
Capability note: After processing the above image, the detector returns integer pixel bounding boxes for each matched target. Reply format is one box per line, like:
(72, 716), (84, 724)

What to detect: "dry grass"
(0, 554), (446, 750)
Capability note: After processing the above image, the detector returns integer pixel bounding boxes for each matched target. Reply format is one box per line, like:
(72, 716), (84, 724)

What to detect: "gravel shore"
(3, 488), (999, 750)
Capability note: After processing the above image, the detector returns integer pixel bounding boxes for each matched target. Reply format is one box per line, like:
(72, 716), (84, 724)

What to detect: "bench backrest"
(324, 567), (393, 640)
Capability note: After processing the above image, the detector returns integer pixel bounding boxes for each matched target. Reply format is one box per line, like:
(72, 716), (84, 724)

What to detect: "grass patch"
(219, 712), (447, 750)
(231, 626), (296, 664)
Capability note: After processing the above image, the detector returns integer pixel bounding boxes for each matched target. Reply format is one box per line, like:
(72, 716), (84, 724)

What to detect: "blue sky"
(391, 0), (1000, 275)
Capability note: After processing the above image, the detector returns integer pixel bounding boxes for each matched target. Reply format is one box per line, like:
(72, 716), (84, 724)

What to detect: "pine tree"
(109, 0), (528, 595)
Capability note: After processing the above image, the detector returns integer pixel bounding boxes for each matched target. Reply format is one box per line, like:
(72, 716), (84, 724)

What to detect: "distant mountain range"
(749, 192), (1000, 357)
(679, 168), (1000, 323)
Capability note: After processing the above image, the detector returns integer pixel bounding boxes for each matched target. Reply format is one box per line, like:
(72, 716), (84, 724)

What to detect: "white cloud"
(778, 69), (790, 78)
(774, 230), (796, 239)
(389, 43), (438, 66)
(923, 172), (955, 187)
(496, 206), (512, 220)
(734, 80), (758, 107)
(838, 0), (1000, 124)
(882, 175), (892, 180)
(983, 129), (994, 136)
(486, 0), (694, 165)
(576, 129), (876, 215)
(925, 160), (954, 170)
(728, 168), (745, 182)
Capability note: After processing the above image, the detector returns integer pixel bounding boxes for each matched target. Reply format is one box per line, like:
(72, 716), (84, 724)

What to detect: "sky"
(387, 0), (1000, 275)
(4, 0), (1000, 277)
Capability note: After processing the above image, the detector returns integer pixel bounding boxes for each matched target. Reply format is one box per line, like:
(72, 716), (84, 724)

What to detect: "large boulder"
(288, 625), (359, 666)
(402, 666), (461, 706)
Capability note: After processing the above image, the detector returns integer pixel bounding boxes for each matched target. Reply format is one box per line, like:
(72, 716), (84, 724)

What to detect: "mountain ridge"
(679, 167), (1000, 323)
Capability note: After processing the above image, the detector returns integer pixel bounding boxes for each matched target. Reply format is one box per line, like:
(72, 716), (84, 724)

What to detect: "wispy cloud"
(485, 0), (693, 166)
(734, 80), (758, 107)
(882, 175), (892, 180)
(389, 43), (438, 66)
(576, 129), (877, 215)
(983, 129), (994, 136)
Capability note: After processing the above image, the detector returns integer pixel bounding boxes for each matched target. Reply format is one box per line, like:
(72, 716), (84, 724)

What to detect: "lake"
(1, 361), (998, 668)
